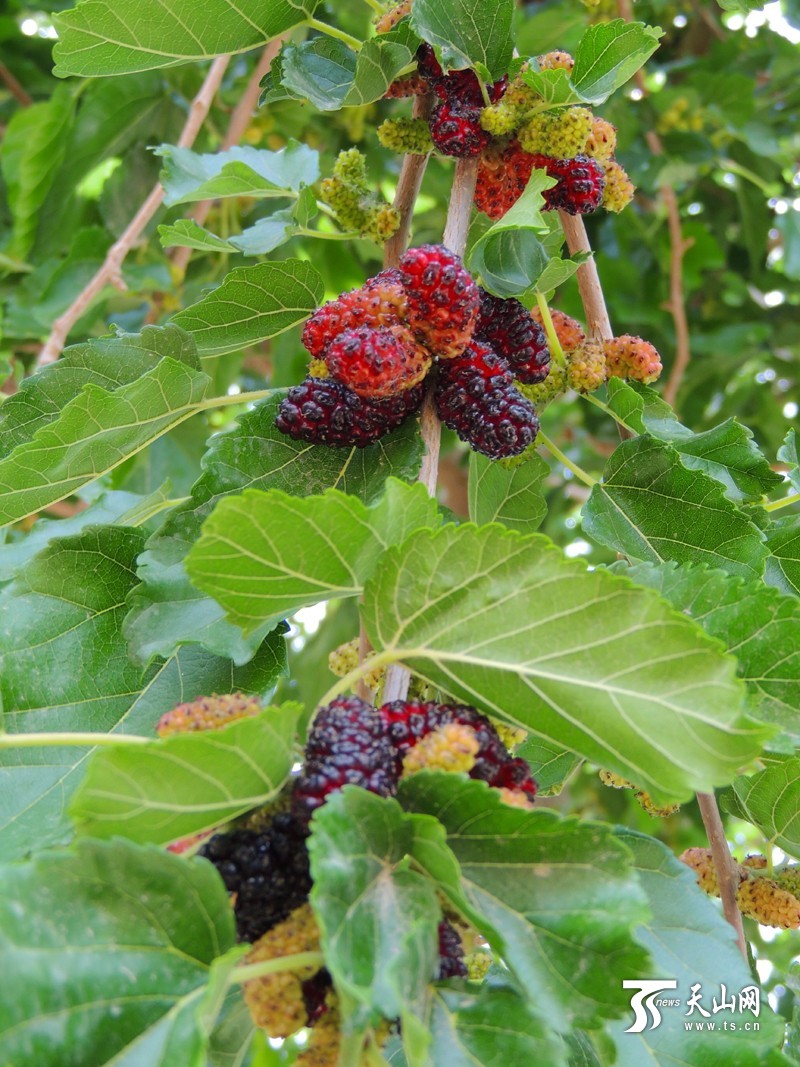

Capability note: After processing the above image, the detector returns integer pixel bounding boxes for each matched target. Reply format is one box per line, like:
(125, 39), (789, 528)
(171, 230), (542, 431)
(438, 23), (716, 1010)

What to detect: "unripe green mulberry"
(362, 203), (401, 242)
(517, 113), (556, 154)
(480, 72), (538, 135)
(567, 340), (606, 393)
(333, 147), (368, 187)
(519, 109), (593, 158)
(584, 117), (617, 161)
(776, 866), (800, 897)
(156, 692), (261, 737)
(497, 443), (539, 471)
(377, 117), (433, 154)
(517, 362), (567, 409)
(465, 951), (492, 980)
(319, 176), (367, 232)
(328, 637), (384, 691)
(602, 159), (635, 213)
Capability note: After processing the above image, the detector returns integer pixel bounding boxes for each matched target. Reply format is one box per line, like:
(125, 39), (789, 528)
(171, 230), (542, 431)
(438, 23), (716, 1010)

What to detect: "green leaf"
(1, 87), (74, 259)
(467, 451), (548, 533)
(308, 788), (441, 1019)
(187, 479), (442, 635)
(583, 436), (768, 579)
(71, 704), (301, 845)
(516, 738), (582, 796)
(171, 260), (323, 357)
(467, 170), (553, 297)
(280, 37), (357, 110)
(0, 325), (210, 528)
(617, 561), (800, 737)
(722, 757), (800, 859)
(765, 516), (800, 597)
(0, 526), (286, 861)
(520, 66), (583, 108)
(0, 838), (235, 1067)
(410, 0), (515, 79)
(427, 979), (568, 1067)
(157, 142), (319, 206)
(53, 0), (319, 77)
(363, 524), (766, 802)
(533, 251), (592, 295)
(606, 380), (783, 504)
(778, 429), (800, 491)
(228, 210), (299, 256)
(607, 830), (784, 1065)
(159, 219), (237, 253)
(401, 774), (650, 1030)
(343, 24), (420, 107)
(125, 393), (424, 665)
(571, 20), (663, 105)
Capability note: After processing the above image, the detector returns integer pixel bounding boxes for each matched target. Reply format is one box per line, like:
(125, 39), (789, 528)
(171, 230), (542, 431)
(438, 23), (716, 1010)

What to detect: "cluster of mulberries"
(680, 847), (800, 930)
(598, 769), (680, 818)
(277, 245), (550, 459)
(319, 149), (401, 243)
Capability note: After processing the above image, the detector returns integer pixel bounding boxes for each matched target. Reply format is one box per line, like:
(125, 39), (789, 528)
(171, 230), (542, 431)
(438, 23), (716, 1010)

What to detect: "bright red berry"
(528, 153), (606, 215)
(398, 244), (479, 359)
(291, 697), (399, 827)
(430, 99), (491, 157)
(275, 376), (424, 448)
(302, 276), (408, 359)
(475, 290), (551, 384)
(434, 341), (540, 459)
(474, 139), (535, 220)
(325, 325), (432, 398)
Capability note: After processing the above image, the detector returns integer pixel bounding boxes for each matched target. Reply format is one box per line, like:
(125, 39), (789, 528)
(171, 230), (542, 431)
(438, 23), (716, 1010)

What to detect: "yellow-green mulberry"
(538, 50), (575, 73)
(377, 117), (433, 155)
(363, 203), (401, 242)
(567, 340), (606, 393)
(584, 117), (617, 161)
(517, 362), (567, 409)
(602, 159), (635, 212)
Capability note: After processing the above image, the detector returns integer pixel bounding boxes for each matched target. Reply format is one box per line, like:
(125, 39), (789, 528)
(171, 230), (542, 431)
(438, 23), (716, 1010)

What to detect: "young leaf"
(53, 0), (319, 77)
(125, 397), (424, 665)
(159, 220), (237, 253)
(0, 526), (286, 861)
(343, 25), (420, 106)
(186, 479), (442, 634)
(468, 450), (548, 533)
(308, 788), (441, 1020)
(570, 20), (664, 105)
(617, 561), (800, 737)
(467, 170), (553, 298)
(516, 738), (582, 796)
(171, 260), (323, 357)
(363, 524), (767, 802)
(227, 211), (299, 256)
(410, 0), (515, 79)
(0, 838), (235, 1067)
(280, 38), (358, 111)
(70, 704), (301, 845)
(0, 326), (210, 528)
(722, 757), (800, 859)
(401, 774), (650, 1031)
(765, 515), (800, 597)
(520, 66), (583, 108)
(157, 142), (319, 206)
(583, 436), (768, 578)
(606, 830), (784, 1064)
(778, 428), (800, 491)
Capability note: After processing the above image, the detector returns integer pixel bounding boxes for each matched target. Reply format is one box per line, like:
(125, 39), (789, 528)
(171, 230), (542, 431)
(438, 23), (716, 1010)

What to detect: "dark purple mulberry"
(475, 290), (551, 385)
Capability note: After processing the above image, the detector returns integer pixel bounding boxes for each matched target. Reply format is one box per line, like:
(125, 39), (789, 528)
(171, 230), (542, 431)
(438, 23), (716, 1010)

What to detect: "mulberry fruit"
(399, 244), (480, 358)
(325, 325), (431, 398)
(416, 44), (444, 85)
(156, 692), (261, 737)
(519, 108), (593, 159)
(680, 848), (800, 929)
(375, 0), (411, 32)
(517, 364), (567, 409)
(538, 50), (574, 73)
(386, 72), (431, 98)
(475, 290), (551, 384)
(480, 71), (538, 136)
(530, 306), (586, 353)
(430, 99), (491, 158)
(276, 376), (424, 448)
(529, 153), (605, 215)
(474, 139), (534, 220)
(243, 902), (322, 1035)
(328, 638), (385, 691)
(598, 769), (680, 818)
(401, 722), (481, 776)
(434, 342), (540, 459)
(319, 175), (367, 232)
(584, 117), (617, 161)
(362, 203), (401, 242)
(200, 812), (312, 943)
(291, 696), (399, 827)
(603, 334), (662, 384)
(566, 340), (606, 393)
(437, 920), (468, 979)
(379, 699), (537, 798)
(302, 277), (408, 358)
(377, 116), (433, 155)
(602, 159), (635, 213)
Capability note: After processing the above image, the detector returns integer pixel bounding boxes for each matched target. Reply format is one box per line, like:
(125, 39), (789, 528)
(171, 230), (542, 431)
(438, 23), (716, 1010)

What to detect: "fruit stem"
(764, 490), (800, 512)
(534, 291), (566, 367)
(537, 431), (597, 488)
(696, 792), (748, 962)
(228, 951), (326, 985)
(306, 17), (363, 51)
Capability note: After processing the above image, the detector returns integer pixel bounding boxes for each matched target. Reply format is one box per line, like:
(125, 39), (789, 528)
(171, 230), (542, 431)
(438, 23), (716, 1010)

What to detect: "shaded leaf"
(363, 524), (766, 802)
(468, 450), (548, 533)
(159, 220), (237, 253)
(765, 515), (800, 597)
(778, 429), (800, 491)
(410, 0), (515, 79)
(722, 757), (800, 859)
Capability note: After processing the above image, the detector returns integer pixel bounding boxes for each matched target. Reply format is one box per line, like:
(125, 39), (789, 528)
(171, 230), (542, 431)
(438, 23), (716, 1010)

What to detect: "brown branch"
(171, 42), (284, 278)
(381, 155), (478, 705)
(559, 212), (614, 342)
(0, 63), (32, 107)
(36, 55), (232, 368)
(696, 792), (748, 961)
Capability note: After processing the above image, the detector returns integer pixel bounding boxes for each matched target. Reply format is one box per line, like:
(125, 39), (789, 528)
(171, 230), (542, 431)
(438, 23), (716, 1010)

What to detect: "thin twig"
(696, 792), (748, 961)
(559, 212), (613, 341)
(36, 55), (232, 367)
(0, 63), (32, 107)
(381, 156), (478, 705)
(172, 42), (284, 277)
